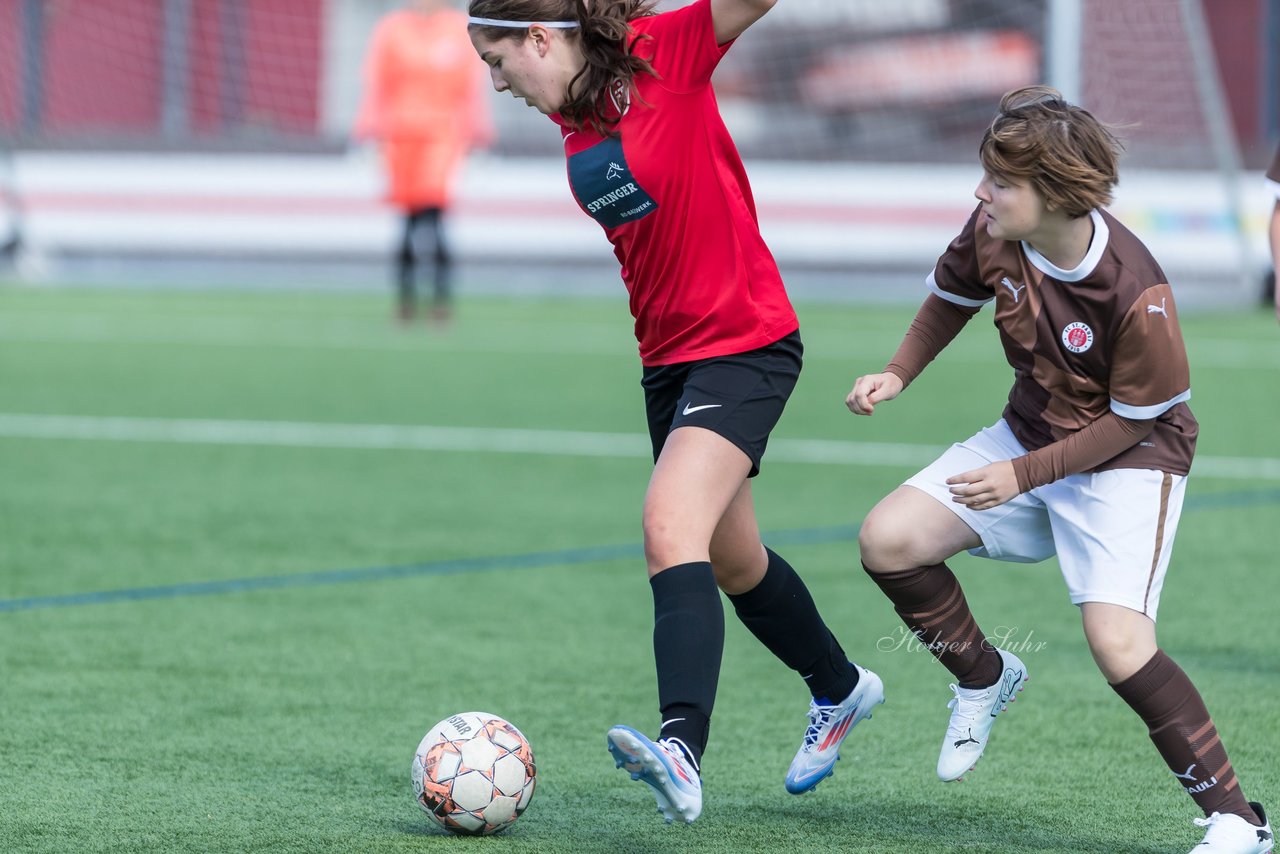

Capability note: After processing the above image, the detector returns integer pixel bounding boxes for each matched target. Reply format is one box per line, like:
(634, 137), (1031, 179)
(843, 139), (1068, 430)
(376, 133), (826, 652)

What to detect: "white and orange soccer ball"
(411, 711), (537, 836)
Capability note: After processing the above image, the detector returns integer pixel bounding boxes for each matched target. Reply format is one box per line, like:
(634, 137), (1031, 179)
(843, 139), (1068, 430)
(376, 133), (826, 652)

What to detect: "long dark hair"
(468, 0), (659, 136)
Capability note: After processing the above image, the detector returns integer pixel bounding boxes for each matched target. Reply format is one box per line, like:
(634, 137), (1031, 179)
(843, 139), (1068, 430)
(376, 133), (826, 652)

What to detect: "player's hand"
(946, 461), (1019, 510)
(846, 372), (904, 415)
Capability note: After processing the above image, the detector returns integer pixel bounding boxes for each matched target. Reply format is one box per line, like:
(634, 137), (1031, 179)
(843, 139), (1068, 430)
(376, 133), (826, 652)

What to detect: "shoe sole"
(785, 672), (886, 795)
(606, 727), (700, 824)
(940, 675), (1029, 783)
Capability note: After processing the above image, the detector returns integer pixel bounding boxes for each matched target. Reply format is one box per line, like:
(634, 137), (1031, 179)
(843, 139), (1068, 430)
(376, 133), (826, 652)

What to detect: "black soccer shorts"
(640, 330), (802, 477)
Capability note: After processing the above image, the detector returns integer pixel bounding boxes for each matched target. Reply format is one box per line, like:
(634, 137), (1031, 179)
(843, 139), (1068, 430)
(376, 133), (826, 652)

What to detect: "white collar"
(1021, 209), (1107, 282)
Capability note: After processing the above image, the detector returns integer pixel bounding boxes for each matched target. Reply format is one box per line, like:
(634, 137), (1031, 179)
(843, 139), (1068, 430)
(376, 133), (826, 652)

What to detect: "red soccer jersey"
(552, 0), (797, 366)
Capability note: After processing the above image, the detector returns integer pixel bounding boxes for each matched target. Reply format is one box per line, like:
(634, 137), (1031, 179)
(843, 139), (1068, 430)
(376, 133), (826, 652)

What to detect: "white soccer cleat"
(936, 648), (1028, 782)
(785, 664), (885, 794)
(1189, 802), (1273, 853)
(606, 725), (702, 824)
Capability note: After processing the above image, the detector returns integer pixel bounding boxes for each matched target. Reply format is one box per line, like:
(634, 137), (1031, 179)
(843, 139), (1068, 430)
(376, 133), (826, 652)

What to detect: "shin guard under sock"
(651, 561), (723, 767)
(1112, 650), (1259, 824)
(728, 548), (858, 704)
(864, 562), (1001, 688)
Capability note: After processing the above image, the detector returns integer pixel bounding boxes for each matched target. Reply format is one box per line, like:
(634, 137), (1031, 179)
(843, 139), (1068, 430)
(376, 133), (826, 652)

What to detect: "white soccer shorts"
(903, 419), (1186, 620)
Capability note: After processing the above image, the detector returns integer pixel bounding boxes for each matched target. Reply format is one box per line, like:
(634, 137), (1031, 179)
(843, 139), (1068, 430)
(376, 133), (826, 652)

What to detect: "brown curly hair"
(468, 0), (659, 136)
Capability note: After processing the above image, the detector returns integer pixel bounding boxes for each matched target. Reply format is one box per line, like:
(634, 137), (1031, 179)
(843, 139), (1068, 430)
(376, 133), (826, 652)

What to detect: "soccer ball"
(411, 711), (537, 835)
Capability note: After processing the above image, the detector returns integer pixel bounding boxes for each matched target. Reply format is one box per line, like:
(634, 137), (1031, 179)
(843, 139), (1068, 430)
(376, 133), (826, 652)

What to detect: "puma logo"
(1173, 763), (1197, 782)
(1147, 297), (1168, 317)
(1000, 277), (1026, 303)
(993, 667), (1022, 715)
(954, 728), (980, 748)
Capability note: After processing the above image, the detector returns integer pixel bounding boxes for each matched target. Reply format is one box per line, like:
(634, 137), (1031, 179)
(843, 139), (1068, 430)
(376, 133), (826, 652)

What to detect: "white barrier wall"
(9, 151), (1274, 299)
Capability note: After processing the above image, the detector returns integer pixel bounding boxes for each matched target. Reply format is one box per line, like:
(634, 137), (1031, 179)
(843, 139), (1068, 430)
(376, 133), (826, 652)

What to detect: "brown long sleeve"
(884, 294), (979, 388)
(1011, 411), (1156, 492)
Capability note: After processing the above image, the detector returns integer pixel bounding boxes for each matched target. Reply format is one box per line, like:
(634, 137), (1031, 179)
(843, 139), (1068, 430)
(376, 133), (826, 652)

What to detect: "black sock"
(418, 207), (452, 310)
(727, 548), (858, 704)
(651, 561), (723, 769)
(395, 218), (415, 314)
(656, 704), (706, 773)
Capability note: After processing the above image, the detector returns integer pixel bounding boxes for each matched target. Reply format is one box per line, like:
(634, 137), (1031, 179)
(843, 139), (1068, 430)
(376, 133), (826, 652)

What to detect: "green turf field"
(1, 285), (1276, 853)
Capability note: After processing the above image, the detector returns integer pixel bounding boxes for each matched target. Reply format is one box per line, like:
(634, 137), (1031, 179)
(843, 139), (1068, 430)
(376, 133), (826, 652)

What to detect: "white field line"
(1, 413), (1278, 481)
(0, 319), (1276, 368)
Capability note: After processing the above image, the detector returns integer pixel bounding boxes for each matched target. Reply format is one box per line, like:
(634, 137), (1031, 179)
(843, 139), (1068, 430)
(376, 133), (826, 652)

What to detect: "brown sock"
(1111, 650), (1259, 825)
(864, 562), (1002, 688)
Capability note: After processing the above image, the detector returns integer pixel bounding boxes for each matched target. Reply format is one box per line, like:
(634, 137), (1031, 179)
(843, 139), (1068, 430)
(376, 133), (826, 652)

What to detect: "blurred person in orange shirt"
(356, 0), (494, 325)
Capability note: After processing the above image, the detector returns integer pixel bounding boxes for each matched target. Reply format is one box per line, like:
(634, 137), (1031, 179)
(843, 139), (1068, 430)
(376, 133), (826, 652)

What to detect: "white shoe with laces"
(1189, 802), (1273, 853)
(936, 648), (1028, 782)
(784, 663), (885, 794)
(606, 725), (702, 824)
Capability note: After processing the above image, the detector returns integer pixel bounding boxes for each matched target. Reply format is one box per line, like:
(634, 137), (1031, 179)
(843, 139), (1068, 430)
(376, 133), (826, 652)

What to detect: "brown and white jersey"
(1267, 143), (1280, 198)
(929, 205), (1198, 475)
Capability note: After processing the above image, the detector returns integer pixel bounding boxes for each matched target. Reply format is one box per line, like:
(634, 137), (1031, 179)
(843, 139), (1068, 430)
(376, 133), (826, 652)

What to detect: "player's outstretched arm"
(709, 0), (778, 44)
(846, 371), (905, 416)
(846, 294), (973, 416)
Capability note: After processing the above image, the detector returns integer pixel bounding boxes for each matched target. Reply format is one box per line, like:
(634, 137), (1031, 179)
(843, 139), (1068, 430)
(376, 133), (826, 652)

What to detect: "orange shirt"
(355, 8), (492, 210)
(355, 8), (491, 144)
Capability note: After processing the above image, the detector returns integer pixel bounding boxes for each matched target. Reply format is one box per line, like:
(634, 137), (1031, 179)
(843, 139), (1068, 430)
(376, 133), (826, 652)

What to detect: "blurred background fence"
(1, 0), (1277, 302)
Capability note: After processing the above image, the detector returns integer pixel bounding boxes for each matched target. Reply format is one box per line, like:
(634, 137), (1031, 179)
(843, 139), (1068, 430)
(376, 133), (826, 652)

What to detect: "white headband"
(467, 16), (580, 28)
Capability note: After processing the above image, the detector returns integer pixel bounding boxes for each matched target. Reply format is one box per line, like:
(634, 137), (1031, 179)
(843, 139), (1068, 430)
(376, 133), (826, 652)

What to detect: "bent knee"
(859, 510), (916, 571)
(858, 505), (948, 572)
(642, 512), (708, 572)
(1086, 630), (1157, 682)
(858, 487), (979, 572)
